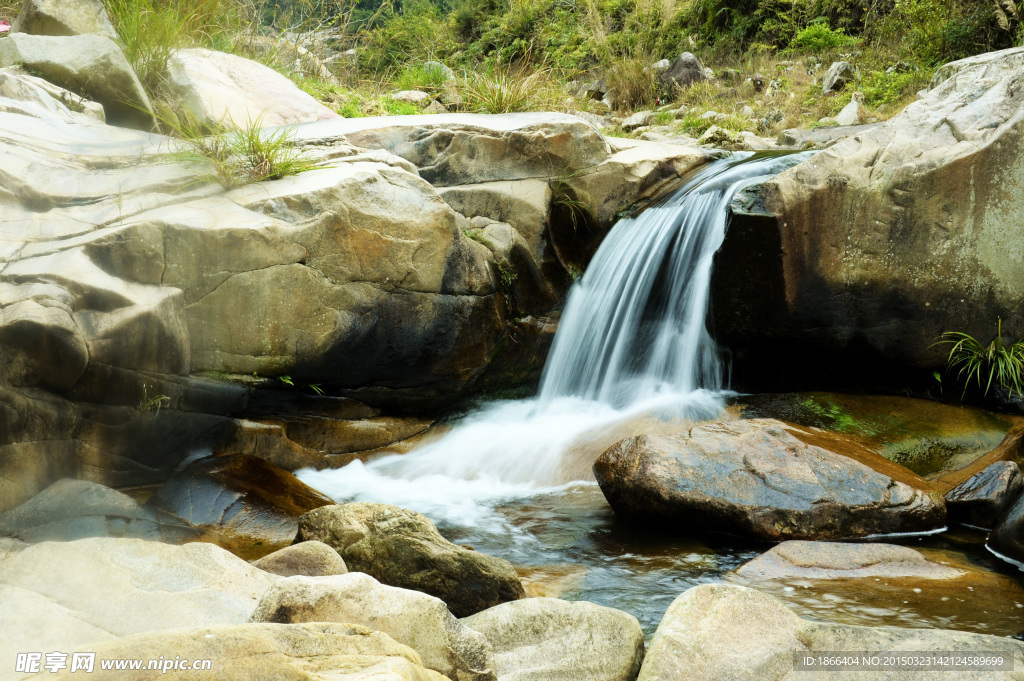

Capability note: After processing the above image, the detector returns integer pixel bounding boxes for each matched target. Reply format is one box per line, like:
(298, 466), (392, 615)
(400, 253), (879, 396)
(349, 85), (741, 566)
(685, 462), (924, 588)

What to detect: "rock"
(649, 58), (671, 72)
(593, 418), (946, 541)
(149, 454), (334, 559)
(30, 623), (448, 680)
(621, 110), (654, 131)
(659, 52), (707, 92)
(735, 541), (965, 580)
(0, 478), (193, 543)
(297, 503), (524, 617)
(0, 538), (277, 668)
(252, 540), (348, 577)
(425, 99), (448, 114)
(946, 461), (1023, 528)
(698, 125), (741, 146)
(165, 48), (339, 128)
(989, 492), (1024, 568)
(740, 104), (754, 117)
(0, 33), (154, 129)
(393, 90), (433, 106)
(0, 66), (105, 122)
(12, 0), (117, 40)
(714, 47), (1024, 388)
(823, 60), (855, 93)
(775, 122), (881, 148)
(699, 110), (718, 120)
(461, 597), (644, 681)
(834, 91), (867, 125)
(250, 572), (497, 681)
(638, 583), (1024, 681)
(424, 60), (455, 81)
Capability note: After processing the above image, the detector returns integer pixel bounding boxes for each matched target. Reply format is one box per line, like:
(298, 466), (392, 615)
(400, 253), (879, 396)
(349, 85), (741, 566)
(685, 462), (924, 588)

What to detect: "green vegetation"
(936, 318), (1024, 398)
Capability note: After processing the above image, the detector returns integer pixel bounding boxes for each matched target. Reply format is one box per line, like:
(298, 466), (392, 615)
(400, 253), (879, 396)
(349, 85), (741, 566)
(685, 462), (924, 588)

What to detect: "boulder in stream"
(297, 502), (525, 617)
(946, 460), (1023, 528)
(735, 541), (965, 581)
(593, 418), (946, 541)
(988, 492), (1024, 568)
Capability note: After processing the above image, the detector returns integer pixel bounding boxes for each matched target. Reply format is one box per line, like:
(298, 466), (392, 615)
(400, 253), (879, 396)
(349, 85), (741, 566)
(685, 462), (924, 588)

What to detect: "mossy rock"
(730, 392), (1017, 476)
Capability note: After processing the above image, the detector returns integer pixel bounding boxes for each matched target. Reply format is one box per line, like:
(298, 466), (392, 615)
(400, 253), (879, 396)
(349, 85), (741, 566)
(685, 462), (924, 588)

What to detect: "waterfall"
(298, 151), (814, 527)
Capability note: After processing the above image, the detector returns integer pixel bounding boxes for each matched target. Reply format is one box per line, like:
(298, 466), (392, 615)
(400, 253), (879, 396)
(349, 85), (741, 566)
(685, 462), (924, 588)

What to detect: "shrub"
(381, 96), (421, 115)
(787, 21), (854, 52)
(935, 318), (1024, 398)
(604, 55), (660, 111)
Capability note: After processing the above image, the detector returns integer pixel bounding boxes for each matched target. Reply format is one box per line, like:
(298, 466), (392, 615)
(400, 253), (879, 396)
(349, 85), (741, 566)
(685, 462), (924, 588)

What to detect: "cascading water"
(299, 151), (813, 526)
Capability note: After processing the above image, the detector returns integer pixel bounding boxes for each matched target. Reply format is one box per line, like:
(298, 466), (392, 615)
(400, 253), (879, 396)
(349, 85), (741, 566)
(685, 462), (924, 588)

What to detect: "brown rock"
(251, 540), (348, 577)
(735, 541), (964, 581)
(297, 503), (525, 617)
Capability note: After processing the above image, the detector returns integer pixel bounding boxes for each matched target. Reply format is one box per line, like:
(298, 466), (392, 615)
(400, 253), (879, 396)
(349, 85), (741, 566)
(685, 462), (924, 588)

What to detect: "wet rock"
(946, 461), (1023, 528)
(735, 541), (965, 580)
(638, 583), (1024, 681)
(593, 418), (946, 541)
(0, 478), (197, 543)
(989, 493), (1024, 568)
(297, 503), (525, 617)
(250, 572), (497, 681)
(462, 597), (644, 681)
(12, 0), (117, 40)
(659, 52), (707, 92)
(0, 33), (154, 129)
(31, 623), (448, 681)
(0, 538), (276, 668)
(166, 48), (339, 128)
(150, 455), (334, 559)
(251, 540), (348, 577)
(823, 60), (855, 94)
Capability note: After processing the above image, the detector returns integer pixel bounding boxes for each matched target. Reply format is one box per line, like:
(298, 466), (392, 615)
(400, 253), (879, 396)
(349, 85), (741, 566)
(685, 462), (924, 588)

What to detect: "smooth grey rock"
(252, 540), (348, 577)
(250, 572), (497, 681)
(834, 92), (866, 125)
(659, 51), (707, 91)
(735, 541), (965, 580)
(776, 122), (882, 148)
(823, 60), (855, 93)
(462, 597), (644, 681)
(12, 0), (117, 40)
(0, 33), (153, 129)
(393, 89), (432, 106)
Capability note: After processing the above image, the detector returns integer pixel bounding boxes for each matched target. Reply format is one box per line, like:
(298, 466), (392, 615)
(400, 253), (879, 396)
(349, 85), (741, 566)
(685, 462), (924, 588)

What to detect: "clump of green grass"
(157, 106), (319, 187)
(787, 21), (856, 53)
(381, 96), (421, 116)
(394, 62), (452, 94)
(604, 54), (661, 112)
(935, 318), (1024, 398)
(457, 67), (548, 114)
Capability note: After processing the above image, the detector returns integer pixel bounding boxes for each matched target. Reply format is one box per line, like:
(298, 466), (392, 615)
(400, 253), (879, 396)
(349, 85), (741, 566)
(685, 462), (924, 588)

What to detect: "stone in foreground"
(946, 461), (1023, 529)
(461, 597), (644, 681)
(593, 419), (946, 541)
(988, 492), (1024, 568)
(0, 538), (276, 670)
(252, 540), (348, 577)
(735, 541), (965, 581)
(638, 583), (1024, 681)
(298, 503), (525, 617)
(250, 572), (496, 681)
(28, 623), (447, 681)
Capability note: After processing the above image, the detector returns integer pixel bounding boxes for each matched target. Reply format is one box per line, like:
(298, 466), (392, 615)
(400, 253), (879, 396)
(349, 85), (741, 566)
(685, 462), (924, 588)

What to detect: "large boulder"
(149, 454), (334, 559)
(822, 60), (855, 93)
(593, 418), (946, 540)
(461, 597), (645, 681)
(12, 0), (118, 40)
(28, 623), (448, 680)
(0, 538), (277, 669)
(713, 47), (1024, 390)
(946, 460), (1023, 528)
(165, 48), (340, 129)
(0, 33), (153, 129)
(659, 52), (707, 92)
(297, 503), (525, 617)
(638, 583), (1024, 680)
(250, 572), (497, 681)
(251, 540), (348, 577)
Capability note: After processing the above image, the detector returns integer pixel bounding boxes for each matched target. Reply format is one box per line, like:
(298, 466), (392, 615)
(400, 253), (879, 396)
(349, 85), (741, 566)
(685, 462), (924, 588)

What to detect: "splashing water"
(298, 151), (814, 533)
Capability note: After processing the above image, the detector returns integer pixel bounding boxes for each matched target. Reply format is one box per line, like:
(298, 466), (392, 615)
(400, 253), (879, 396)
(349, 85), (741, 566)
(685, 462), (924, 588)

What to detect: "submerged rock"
(735, 541), (964, 581)
(31, 623), (447, 681)
(593, 418), (946, 541)
(150, 455), (334, 559)
(461, 597), (645, 681)
(250, 572), (496, 681)
(251, 540), (348, 577)
(0, 538), (276, 669)
(946, 461), (1023, 528)
(297, 503), (525, 617)
(638, 583), (1024, 680)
